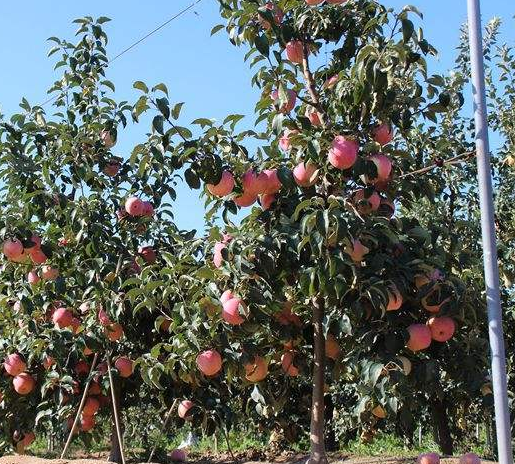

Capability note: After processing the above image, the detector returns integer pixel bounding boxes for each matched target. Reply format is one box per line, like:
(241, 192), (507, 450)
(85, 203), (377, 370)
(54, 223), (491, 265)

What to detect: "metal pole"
(466, 1), (513, 463)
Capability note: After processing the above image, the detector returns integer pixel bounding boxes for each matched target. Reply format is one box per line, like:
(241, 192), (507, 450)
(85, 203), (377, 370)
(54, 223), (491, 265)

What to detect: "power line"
(38, 0), (204, 108)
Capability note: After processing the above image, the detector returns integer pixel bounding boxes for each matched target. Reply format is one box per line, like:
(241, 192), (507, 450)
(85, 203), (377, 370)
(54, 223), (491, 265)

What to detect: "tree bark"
(430, 398), (454, 455)
(324, 394), (337, 452)
(307, 297), (328, 464)
(109, 378), (124, 464)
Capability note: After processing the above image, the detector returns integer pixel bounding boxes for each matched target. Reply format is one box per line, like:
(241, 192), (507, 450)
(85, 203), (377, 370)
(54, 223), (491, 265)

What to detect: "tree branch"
(301, 41), (327, 129)
(399, 151), (475, 179)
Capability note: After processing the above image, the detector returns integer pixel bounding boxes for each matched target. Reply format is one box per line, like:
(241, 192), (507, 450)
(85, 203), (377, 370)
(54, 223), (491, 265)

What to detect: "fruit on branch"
(207, 170), (235, 197)
(43, 356), (55, 370)
(386, 285), (403, 311)
(459, 453), (481, 464)
(373, 123), (394, 145)
(260, 194), (276, 210)
(271, 89), (297, 113)
(81, 414), (95, 432)
(4, 354), (27, 376)
(3, 239), (24, 261)
(293, 161), (319, 187)
(281, 351), (299, 376)
(196, 349), (223, 376)
(83, 397), (100, 416)
(279, 129), (299, 151)
(101, 130), (116, 149)
(427, 316), (455, 342)
(28, 270), (40, 285)
(262, 169), (282, 194)
(371, 405), (386, 418)
(323, 75), (339, 89)
(139, 246), (157, 264)
(222, 297), (245, 325)
(178, 399), (194, 419)
(353, 189), (380, 214)
(305, 0), (324, 5)
(325, 334), (340, 360)
(363, 154), (392, 184)
(285, 40), (304, 64)
(417, 453), (440, 464)
(170, 449), (187, 462)
(103, 161), (120, 177)
(29, 249), (47, 265)
(98, 309), (113, 326)
(305, 106), (322, 126)
(52, 307), (73, 329)
(328, 136), (358, 170)
(406, 324), (432, 352)
(13, 373), (35, 395)
(344, 238), (369, 262)
(105, 323), (124, 341)
(242, 169), (269, 196)
(234, 191), (258, 207)
(220, 290), (235, 304)
(244, 356), (269, 382)
(258, 2), (284, 30)
(75, 360), (89, 376)
(125, 197), (145, 216)
(142, 201), (154, 217)
(115, 357), (133, 378)
(41, 265), (59, 280)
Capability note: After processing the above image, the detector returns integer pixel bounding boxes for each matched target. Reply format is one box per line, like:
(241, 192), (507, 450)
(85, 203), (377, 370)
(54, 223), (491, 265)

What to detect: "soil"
(0, 454), (498, 464)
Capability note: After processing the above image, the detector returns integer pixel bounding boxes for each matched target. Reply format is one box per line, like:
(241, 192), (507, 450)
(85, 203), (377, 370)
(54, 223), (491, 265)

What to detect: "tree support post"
(61, 353), (99, 459)
(466, 1), (514, 463)
(307, 296), (328, 464)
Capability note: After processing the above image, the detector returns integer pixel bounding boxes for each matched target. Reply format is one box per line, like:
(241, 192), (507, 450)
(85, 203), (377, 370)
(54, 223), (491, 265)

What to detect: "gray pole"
(466, 1), (513, 463)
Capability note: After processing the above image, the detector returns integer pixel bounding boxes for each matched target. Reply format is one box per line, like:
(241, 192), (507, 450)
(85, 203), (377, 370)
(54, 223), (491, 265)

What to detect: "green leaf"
(156, 97), (170, 120)
(211, 24), (225, 36)
(255, 35), (270, 57)
(152, 83), (169, 96)
(152, 115), (164, 135)
(401, 19), (414, 43)
(172, 102), (185, 120)
(184, 168), (201, 189)
(133, 81), (149, 93)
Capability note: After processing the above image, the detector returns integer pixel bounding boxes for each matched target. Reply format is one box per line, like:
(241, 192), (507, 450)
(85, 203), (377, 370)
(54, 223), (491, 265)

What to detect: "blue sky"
(0, 0), (513, 232)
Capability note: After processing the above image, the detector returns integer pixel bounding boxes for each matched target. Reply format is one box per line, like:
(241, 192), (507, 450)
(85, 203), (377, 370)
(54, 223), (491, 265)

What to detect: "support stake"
(107, 353), (127, 464)
(147, 399), (178, 463)
(466, 1), (514, 463)
(61, 353), (99, 459)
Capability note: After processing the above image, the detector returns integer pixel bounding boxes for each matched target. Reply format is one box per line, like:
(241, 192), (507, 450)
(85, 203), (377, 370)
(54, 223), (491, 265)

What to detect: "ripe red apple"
(323, 75), (339, 89)
(43, 356), (55, 370)
(406, 324), (432, 352)
(260, 194), (276, 210)
(207, 171), (235, 197)
(83, 397), (100, 416)
(222, 298), (245, 325)
(178, 399), (194, 419)
(98, 308), (112, 326)
(75, 360), (90, 376)
(25, 235), (42, 252)
(3, 239), (24, 260)
(279, 129), (299, 151)
(328, 136), (358, 170)
(325, 334), (340, 360)
(417, 453), (440, 464)
(196, 349), (222, 376)
(13, 373), (35, 395)
(88, 382), (101, 395)
(142, 201), (155, 217)
(81, 414), (95, 432)
(364, 153), (392, 184)
(105, 323), (124, 342)
(262, 169), (282, 194)
(213, 241), (227, 268)
(244, 356), (269, 382)
(373, 123), (394, 145)
(293, 161), (318, 187)
(285, 40), (304, 64)
(125, 197), (145, 216)
(427, 316), (455, 342)
(326, 0), (348, 3)
(41, 265), (59, 280)
(386, 285), (403, 311)
(344, 238), (369, 262)
(101, 130), (116, 148)
(29, 249), (47, 265)
(170, 449), (187, 462)
(103, 161), (120, 177)
(115, 357), (133, 378)
(242, 169), (268, 195)
(459, 453), (481, 464)
(271, 89), (297, 113)
(305, 0), (324, 5)
(281, 351), (299, 376)
(305, 106), (322, 126)
(220, 290), (234, 304)
(258, 2), (284, 30)
(52, 307), (73, 329)
(353, 189), (381, 214)
(234, 191), (258, 207)
(139, 246), (157, 264)
(4, 354), (27, 376)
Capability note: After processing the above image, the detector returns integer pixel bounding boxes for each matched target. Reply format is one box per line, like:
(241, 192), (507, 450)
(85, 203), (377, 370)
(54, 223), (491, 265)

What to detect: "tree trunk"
(324, 394), (337, 452)
(109, 379), (124, 464)
(307, 297), (328, 464)
(430, 398), (454, 455)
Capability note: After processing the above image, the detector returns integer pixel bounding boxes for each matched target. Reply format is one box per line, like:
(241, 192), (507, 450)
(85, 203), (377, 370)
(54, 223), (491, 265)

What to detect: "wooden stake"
(61, 353), (99, 459)
(147, 399), (178, 463)
(107, 353), (127, 464)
